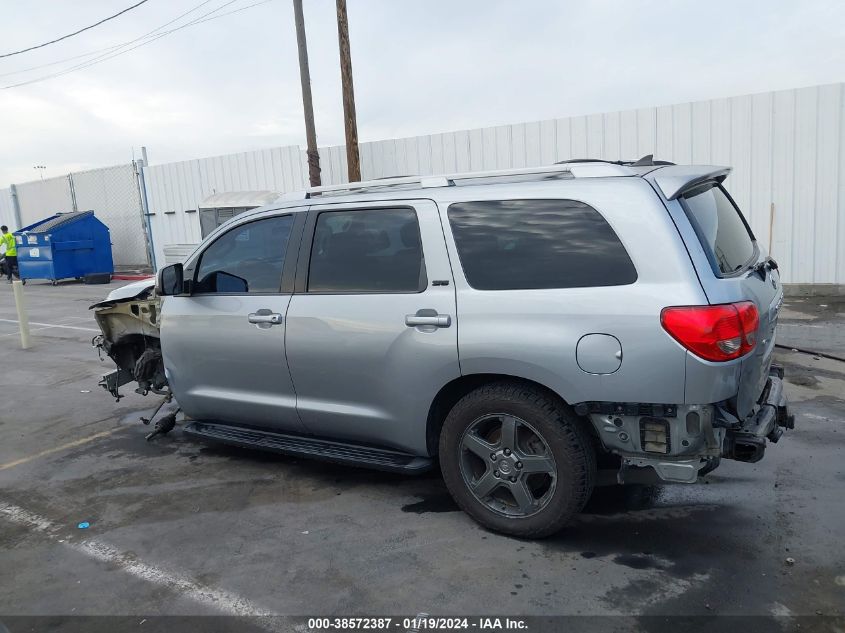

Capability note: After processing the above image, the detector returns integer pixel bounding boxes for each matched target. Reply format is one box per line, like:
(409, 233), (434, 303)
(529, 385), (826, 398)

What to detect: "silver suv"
(93, 157), (793, 537)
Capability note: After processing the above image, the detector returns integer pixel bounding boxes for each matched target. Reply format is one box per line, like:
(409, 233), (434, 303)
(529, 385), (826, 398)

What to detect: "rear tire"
(439, 381), (596, 538)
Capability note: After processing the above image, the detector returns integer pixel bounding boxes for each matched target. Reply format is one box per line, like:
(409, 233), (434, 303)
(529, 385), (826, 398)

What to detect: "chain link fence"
(6, 163), (151, 269)
(71, 163), (149, 268)
(15, 175), (75, 227)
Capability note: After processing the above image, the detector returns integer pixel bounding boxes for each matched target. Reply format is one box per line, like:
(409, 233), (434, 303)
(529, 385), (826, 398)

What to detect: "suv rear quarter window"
(447, 199), (637, 290)
(681, 184), (757, 276)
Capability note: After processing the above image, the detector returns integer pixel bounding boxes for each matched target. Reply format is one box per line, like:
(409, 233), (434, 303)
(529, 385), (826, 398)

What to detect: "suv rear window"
(447, 199), (637, 290)
(308, 208), (426, 293)
(682, 184), (756, 275)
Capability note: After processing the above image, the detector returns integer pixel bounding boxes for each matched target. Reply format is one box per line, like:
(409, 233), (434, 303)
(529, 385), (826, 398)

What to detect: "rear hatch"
(677, 182), (782, 419)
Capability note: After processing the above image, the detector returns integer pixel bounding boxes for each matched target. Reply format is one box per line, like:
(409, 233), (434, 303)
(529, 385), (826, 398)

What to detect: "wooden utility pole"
(293, 0), (321, 186)
(335, 0), (360, 182)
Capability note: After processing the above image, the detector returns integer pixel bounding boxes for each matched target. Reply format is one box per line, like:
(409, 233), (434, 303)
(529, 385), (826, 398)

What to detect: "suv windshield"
(682, 184), (756, 275)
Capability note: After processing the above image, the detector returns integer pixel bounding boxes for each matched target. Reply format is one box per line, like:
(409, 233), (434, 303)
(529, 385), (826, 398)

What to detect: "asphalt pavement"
(0, 280), (842, 631)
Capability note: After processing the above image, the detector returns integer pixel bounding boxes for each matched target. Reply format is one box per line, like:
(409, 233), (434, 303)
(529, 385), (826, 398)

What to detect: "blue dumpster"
(15, 211), (114, 285)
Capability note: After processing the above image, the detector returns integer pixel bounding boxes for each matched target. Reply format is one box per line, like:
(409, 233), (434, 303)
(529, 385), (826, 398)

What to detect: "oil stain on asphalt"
(401, 491), (459, 514)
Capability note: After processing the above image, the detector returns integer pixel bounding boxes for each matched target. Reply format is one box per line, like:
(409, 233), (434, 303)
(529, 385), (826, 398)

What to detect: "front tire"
(439, 382), (596, 538)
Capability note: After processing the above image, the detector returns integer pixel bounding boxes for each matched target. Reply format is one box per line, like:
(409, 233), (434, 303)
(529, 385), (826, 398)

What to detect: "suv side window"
(194, 215), (293, 294)
(681, 184), (756, 276)
(447, 199), (637, 290)
(307, 208), (426, 293)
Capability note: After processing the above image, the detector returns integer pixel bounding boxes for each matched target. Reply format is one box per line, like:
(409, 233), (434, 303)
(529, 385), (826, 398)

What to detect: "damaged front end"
(91, 280), (168, 401)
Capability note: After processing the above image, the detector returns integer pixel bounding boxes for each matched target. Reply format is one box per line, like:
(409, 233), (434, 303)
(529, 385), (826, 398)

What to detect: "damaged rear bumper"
(721, 367), (794, 464)
(589, 364), (794, 485)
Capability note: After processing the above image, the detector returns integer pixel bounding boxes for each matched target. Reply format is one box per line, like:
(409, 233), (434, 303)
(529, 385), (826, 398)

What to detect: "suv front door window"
(194, 215), (292, 293)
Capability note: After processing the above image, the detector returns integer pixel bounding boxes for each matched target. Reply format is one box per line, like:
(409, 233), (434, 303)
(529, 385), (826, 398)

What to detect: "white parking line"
(0, 317), (99, 333)
(56, 316), (95, 323)
(0, 501), (276, 621)
(1, 325), (89, 338)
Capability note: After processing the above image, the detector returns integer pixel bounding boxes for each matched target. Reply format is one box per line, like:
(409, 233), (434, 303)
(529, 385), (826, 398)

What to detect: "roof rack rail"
(277, 161), (635, 201)
(555, 158), (628, 165)
(555, 154), (676, 167)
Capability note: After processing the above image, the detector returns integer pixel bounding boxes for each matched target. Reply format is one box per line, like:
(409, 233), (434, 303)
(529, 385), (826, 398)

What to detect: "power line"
(3, 0), (238, 88)
(0, 0), (216, 79)
(0, 0), (152, 59)
(2, 0), (275, 90)
(33, 0), (241, 79)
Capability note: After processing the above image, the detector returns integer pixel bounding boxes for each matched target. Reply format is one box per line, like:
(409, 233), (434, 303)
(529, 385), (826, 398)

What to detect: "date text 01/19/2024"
(306, 617), (528, 630)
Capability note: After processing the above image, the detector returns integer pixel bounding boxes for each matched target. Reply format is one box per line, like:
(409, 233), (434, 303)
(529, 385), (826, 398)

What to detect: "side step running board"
(183, 421), (433, 474)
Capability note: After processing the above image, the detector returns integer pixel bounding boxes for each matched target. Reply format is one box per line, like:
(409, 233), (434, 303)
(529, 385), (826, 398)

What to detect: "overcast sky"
(1, 0), (843, 186)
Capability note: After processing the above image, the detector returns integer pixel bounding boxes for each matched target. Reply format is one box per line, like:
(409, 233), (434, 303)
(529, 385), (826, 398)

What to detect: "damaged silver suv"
(92, 157), (793, 537)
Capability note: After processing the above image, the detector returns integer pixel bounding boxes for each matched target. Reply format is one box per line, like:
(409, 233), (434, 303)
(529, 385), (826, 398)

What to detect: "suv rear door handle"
(405, 313), (451, 328)
(248, 312), (283, 325)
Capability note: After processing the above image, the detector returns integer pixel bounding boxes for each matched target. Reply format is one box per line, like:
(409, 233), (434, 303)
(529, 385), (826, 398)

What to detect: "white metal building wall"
(313, 82), (844, 285)
(143, 145), (306, 267)
(0, 188), (15, 230)
(316, 145), (350, 185)
(141, 82), (843, 284)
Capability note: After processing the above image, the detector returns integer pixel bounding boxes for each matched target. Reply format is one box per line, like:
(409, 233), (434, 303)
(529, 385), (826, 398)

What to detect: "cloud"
(1, 0), (843, 186)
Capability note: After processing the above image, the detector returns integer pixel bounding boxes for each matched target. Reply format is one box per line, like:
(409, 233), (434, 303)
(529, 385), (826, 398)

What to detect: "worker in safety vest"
(1, 226), (18, 282)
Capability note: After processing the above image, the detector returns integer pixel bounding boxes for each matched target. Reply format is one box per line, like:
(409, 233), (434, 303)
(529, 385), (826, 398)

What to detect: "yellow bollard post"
(11, 280), (31, 349)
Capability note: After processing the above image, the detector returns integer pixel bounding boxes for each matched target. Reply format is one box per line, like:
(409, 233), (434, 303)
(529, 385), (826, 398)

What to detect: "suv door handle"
(248, 312), (283, 325)
(405, 313), (451, 328)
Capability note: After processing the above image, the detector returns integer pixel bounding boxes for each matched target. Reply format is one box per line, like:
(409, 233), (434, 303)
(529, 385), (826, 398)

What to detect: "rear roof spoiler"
(649, 165), (732, 200)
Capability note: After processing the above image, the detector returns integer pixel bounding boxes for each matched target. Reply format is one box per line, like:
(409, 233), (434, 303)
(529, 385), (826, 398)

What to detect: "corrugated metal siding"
(138, 83), (844, 284)
(143, 145), (305, 267)
(0, 188), (15, 230)
(309, 83), (844, 284)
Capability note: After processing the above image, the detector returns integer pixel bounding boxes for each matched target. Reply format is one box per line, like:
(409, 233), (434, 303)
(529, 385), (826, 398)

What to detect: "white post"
(11, 280), (31, 349)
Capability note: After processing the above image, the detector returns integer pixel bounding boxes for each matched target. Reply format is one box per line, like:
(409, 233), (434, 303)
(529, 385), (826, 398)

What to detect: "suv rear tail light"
(661, 302), (759, 362)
